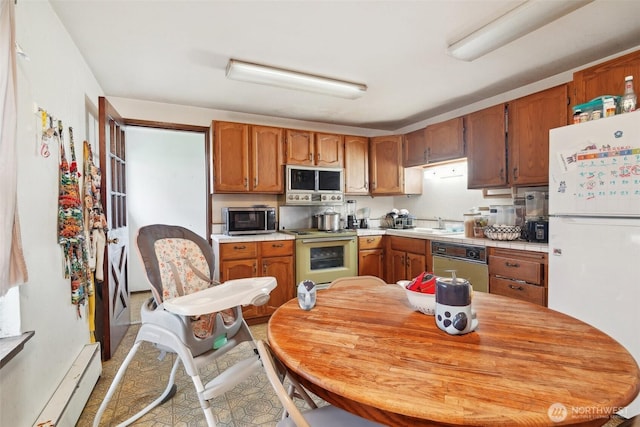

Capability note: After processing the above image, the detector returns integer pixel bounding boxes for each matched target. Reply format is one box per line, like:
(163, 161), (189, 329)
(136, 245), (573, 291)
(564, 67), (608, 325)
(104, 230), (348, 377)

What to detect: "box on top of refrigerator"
(572, 95), (619, 123)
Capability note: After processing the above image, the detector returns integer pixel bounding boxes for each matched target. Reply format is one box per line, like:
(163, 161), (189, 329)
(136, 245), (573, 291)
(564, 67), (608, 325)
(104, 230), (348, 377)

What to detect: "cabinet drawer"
(390, 236), (426, 254)
(359, 235), (384, 250)
(490, 277), (546, 306)
(220, 242), (258, 260)
(259, 240), (294, 257)
(489, 255), (542, 285)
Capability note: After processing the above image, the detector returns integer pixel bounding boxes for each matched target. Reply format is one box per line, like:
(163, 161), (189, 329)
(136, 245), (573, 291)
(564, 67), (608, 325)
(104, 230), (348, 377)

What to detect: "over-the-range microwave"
(283, 165), (344, 205)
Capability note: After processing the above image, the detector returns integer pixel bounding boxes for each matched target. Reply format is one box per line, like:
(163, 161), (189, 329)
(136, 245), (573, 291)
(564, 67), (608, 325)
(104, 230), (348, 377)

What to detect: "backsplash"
(211, 160), (548, 234)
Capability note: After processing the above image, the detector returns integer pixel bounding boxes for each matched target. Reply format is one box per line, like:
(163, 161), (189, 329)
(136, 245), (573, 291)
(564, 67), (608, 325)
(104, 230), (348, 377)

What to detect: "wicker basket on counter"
(483, 225), (521, 241)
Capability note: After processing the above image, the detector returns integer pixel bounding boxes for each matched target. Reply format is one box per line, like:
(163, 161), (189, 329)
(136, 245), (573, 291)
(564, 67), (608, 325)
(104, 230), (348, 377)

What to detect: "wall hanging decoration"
(83, 140), (106, 341)
(39, 109), (53, 158)
(57, 124), (91, 313)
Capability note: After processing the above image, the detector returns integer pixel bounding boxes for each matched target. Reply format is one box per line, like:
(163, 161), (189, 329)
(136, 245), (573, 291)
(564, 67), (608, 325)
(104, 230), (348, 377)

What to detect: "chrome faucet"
(437, 217), (445, 229)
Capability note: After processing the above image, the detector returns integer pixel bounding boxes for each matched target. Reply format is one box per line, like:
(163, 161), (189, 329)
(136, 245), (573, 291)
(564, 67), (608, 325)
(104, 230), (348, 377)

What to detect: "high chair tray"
(163, 277), (277, 316)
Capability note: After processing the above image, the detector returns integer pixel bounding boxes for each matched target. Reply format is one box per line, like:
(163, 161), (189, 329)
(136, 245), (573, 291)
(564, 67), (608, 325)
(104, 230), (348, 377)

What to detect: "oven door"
(295, 236), (357, 289)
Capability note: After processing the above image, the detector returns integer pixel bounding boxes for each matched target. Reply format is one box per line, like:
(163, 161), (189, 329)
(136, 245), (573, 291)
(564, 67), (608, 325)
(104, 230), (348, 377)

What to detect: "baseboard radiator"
(34, 343), (102, 427)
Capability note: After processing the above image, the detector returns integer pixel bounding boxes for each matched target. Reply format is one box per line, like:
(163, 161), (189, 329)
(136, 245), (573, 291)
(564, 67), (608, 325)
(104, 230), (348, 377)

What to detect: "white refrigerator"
(548, 112), (640, 417)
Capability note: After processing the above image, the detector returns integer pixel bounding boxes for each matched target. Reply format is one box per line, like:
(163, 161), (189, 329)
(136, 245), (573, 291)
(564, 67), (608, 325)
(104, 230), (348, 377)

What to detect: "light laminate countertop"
(212, 228), (548, 253)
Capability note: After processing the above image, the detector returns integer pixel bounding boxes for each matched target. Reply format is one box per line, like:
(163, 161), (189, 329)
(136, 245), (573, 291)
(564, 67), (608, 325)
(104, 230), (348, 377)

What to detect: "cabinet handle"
(309, 153), (313, 161)
(499, 168), (505, 180)
(253, 262), (257, 274)
(233, 245), (246, 250)
(367, 238), (375, 243)
(254, 177), (258, 187)
(317, 153), (321, 161)
(513, 167), (518, 180)
(423, 149), (428, 161)
(244, 177), (248, 188)
(263, 262), (267, 274)
(508, 284), (524, 291)
(365, 181), (369, 190)
(505, 262), (520, 268)
(272, 243), (284, 248)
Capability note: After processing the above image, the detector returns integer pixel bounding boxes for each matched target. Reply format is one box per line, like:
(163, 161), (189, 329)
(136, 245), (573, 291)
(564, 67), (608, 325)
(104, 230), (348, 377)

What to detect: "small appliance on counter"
(523, 191), (549, 242)
(359, 207), (370, 229)
(346, 200), (358, 229)
(223, 206), (277, 235)
(524, 218), (549, 243)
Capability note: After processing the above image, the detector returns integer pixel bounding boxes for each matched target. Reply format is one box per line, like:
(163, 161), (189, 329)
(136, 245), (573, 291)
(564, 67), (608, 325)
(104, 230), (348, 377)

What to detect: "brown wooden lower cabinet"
(358, 235), (385, 278)
(488, 247), (547, 306)
(219, 240), (294, 324)
(387, 236), (427, 284)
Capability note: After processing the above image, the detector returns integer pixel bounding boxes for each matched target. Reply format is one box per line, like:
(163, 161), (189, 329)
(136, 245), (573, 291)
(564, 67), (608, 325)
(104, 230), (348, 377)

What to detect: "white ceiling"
(49, 0), (640, 132)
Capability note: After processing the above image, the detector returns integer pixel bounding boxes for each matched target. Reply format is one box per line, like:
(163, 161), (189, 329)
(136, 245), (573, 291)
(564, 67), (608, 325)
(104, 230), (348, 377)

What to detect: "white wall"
(0, 2), (104, 426)
(126, 127), (207, 292)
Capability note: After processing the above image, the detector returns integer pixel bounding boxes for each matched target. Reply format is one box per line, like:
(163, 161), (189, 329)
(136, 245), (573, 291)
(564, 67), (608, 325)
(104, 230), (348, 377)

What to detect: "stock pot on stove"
(316, 209), (341, 231)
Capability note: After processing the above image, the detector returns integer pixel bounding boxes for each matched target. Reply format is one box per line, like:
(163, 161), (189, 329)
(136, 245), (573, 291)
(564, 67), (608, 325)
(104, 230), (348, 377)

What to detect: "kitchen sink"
(410, 227), (464, 235)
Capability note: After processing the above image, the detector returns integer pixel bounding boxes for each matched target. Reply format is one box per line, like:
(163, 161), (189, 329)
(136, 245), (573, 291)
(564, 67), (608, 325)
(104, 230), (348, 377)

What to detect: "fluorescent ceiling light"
(447, 0), (594, 61)
(226, 59), (367, 99)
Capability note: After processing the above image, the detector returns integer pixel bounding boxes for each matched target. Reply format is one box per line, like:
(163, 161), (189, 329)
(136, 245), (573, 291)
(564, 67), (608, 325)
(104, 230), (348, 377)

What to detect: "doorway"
(126, 127), (208, 297)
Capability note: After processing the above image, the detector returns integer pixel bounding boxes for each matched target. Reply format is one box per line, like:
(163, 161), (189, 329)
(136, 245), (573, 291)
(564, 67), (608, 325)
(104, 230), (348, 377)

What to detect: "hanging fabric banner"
(58, 125), (91, 312)
(83, 140), (106, 342)
(0, 0), (28, 297)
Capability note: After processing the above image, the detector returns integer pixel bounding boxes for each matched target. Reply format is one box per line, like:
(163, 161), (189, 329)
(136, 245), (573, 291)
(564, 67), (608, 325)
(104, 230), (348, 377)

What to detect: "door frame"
(96, 103), (211, 360)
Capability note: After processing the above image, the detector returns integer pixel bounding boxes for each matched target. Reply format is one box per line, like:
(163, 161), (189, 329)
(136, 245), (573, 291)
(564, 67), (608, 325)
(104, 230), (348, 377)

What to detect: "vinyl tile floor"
(77, 291), (323, 426)
(78, 292), (630, 427)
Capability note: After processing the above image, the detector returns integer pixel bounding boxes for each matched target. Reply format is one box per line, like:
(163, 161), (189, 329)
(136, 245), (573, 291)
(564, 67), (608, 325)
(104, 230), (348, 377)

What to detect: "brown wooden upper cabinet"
(370, 135), (422, 195)
(285, 129), (344, 167)
(213, 121), (284, 193)
(572, 50), (640, 108)
(467, 85), (568, 189)
(404, 117), (465, 167)
(344, 135), (369, 195)
(508, 84), (568, 187)
(466, 104), (507, 189)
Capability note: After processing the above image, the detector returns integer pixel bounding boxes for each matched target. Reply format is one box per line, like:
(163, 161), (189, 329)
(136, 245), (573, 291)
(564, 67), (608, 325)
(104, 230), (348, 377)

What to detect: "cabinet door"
(425, 117), (465, 163)
(403, 128), (428, 167)
(220, 259), (256, 282)
(213, 121), (249, 192)
(466, 104), (507, 189)
(285, 129), (314, 165)
(573, 50), (640, 107)
(315, 133), (344, 167)
(344, 136), (369, 194)
(358, 249), (384, 278)
(251, 125), (284, 193)
(370, 135), (404, 195)
(508, 85), (567, 186)
(406, 252), (426, 281)
(389, 249), (407, 284)
(261, 256), (294, 316)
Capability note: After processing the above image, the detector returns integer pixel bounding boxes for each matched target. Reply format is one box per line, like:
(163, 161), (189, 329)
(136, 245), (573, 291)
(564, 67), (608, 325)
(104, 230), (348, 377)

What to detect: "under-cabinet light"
(447, 0), (594, 61)
(225, 59), (367, 99)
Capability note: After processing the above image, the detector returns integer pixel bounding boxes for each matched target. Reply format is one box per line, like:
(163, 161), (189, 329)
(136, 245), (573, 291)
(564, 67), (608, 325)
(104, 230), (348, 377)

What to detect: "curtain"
(0, 0), (28, 297)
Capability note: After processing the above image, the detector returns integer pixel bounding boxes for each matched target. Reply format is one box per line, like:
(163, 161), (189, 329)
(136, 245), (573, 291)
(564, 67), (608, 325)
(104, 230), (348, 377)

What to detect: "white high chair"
(93, 224), (276, 426)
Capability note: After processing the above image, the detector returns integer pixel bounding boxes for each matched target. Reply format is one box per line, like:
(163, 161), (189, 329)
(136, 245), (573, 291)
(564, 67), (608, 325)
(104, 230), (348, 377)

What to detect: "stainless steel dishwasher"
(431, 241), (488, 293)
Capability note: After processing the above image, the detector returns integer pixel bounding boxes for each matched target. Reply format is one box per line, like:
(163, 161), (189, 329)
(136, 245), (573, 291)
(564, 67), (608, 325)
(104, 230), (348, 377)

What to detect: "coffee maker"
(346, 200), (358, 229)
(524, 191), (549, 243)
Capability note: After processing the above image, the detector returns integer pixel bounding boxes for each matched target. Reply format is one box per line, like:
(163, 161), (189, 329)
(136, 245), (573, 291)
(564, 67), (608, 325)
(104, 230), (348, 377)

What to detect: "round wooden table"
(267, 283), (640, 426)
